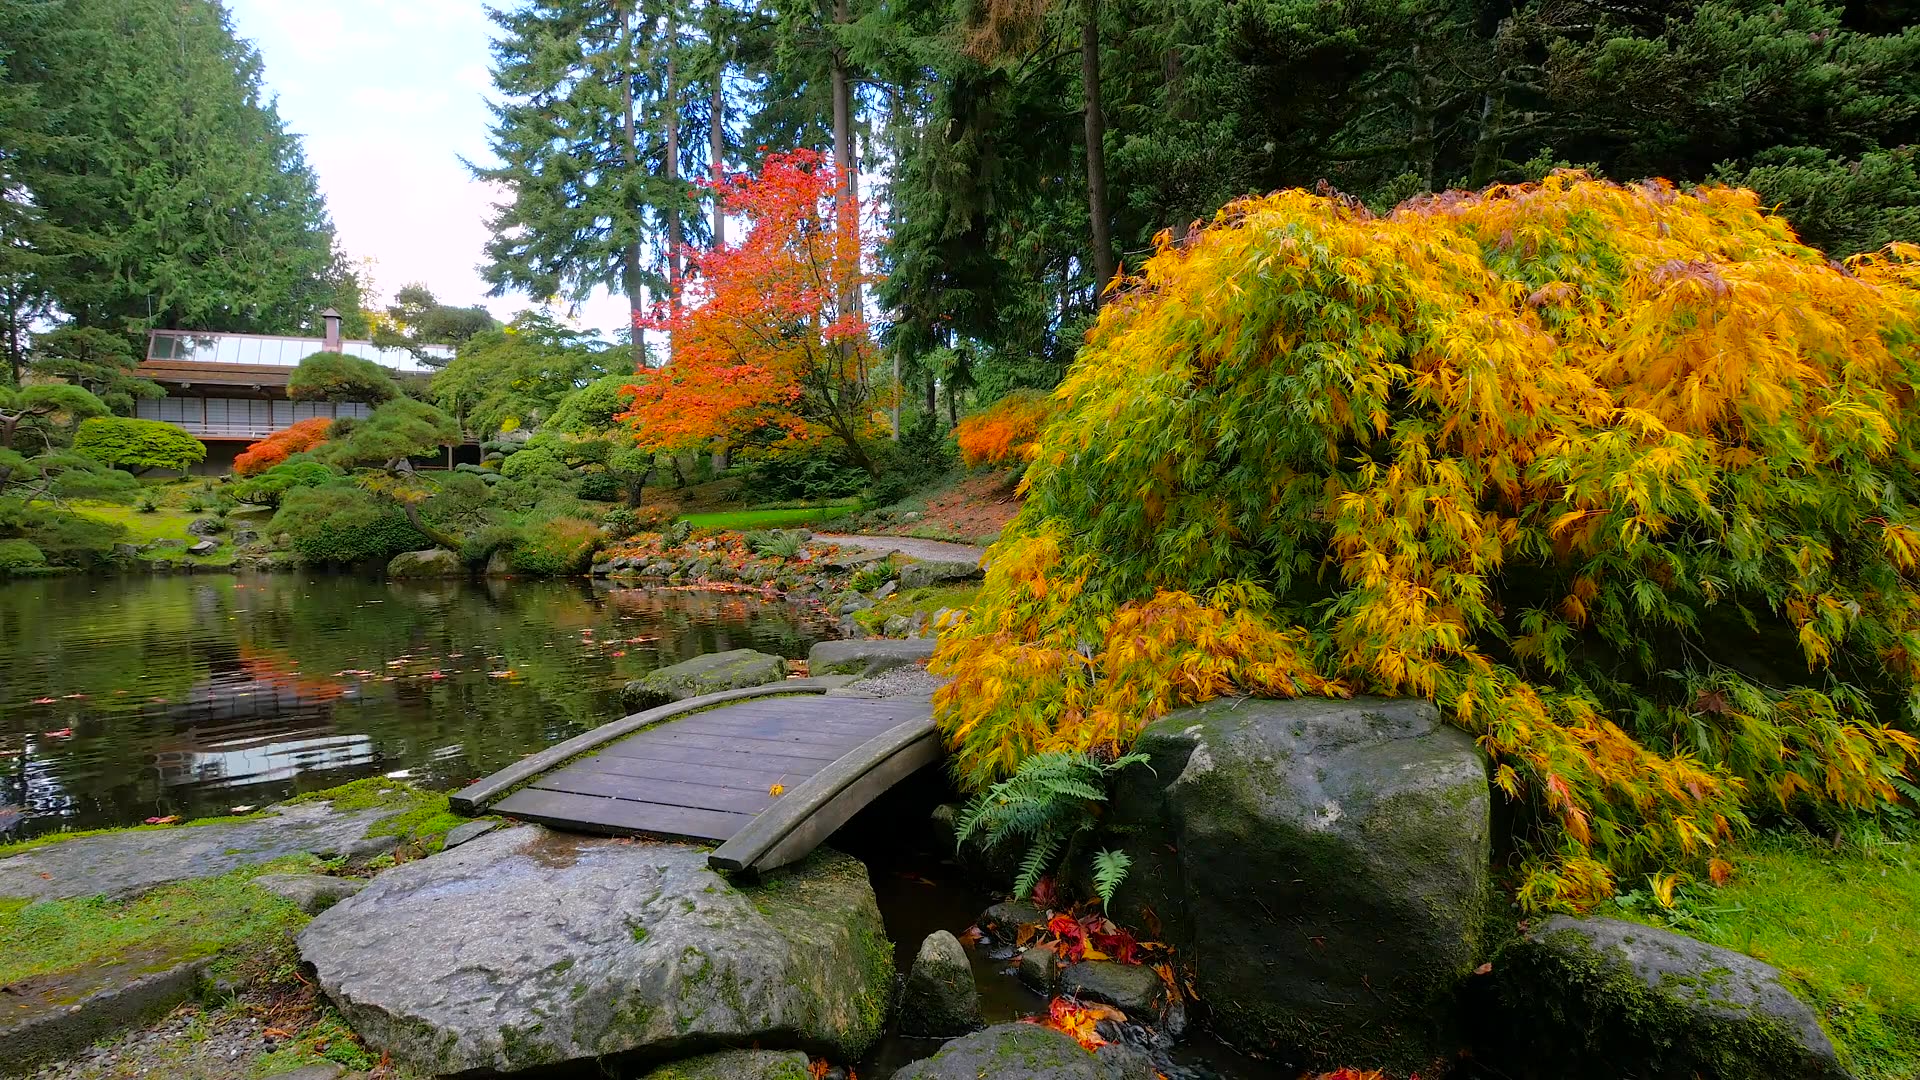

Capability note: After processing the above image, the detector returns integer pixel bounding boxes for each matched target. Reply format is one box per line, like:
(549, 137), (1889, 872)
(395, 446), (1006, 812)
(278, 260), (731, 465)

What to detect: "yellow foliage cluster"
(931, 173), (1920, 908)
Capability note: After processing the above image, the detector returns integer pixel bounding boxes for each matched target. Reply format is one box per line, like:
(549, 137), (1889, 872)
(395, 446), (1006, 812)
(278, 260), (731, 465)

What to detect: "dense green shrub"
(574, 471), (619, 502)
(739, 443), (868, 503)
(0, 538), (48, 573)
(509, 516), (602, 576)
(70, 417), (206, 473)
(1717, 146), (1920, 258)
(18, 507), (128, 567)
(871, 413), (956, 504)
(497, 445), (570, 485)
(270, 485), (428, 566)
(229, 459), (338, 508)
(288, 352), (398, 404)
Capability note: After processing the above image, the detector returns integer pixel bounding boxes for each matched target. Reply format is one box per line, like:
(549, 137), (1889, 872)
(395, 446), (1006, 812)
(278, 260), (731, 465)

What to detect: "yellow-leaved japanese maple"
(932, 173), (1920, 909)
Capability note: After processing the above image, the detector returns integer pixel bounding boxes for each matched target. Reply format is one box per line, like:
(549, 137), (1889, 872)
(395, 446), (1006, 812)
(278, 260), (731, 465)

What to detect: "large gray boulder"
(893, 1023), (1154, 1080)
(386, 548), (463, 578)
(622, 648), (787, 710)
(1482, 916), (1850, 1080)
(1107, 696), (1489, 1073)
(898, 559), (982, 589)
(898, 931), (983, 1037)
(808, 637), (936, 677)
(298, 826), (892, 1075)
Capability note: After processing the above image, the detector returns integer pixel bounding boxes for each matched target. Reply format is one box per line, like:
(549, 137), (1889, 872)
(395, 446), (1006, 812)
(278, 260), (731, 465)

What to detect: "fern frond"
(1016, 833), (1063, 899)
(1091, 848), (1132, 910)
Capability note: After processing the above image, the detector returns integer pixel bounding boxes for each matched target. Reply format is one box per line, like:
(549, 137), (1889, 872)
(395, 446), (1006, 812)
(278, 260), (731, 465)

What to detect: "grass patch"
(253, 1008), (382, 1076)
(0, 855), (317, 987)
(66, 500), (249, 565)
(285, 777), (465, 848)
(678, 504), (857, 531)
(852, 582), (980, 637)
(1607, 830), (1920, 1080)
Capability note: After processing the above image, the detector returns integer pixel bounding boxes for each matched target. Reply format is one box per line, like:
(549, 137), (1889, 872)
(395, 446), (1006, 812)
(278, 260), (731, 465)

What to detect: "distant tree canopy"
(288, 352), (400, 404)
(431, 312), (613, 437)
(27, 328), (161, 415)
(372, 284), (499, 362)
(0, 384), (108, 450)
(0, 0), (362, 369)
(70, 416), (205, 474)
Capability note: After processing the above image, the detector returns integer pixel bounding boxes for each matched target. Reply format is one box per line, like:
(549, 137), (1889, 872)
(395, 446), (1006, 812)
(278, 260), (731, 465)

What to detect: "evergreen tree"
(1, 0), (358, 339)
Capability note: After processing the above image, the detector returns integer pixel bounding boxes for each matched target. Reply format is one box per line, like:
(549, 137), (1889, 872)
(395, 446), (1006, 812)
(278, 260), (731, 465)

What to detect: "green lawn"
(1608, 830), (1920, 1079)
(66, 501), (272, 565)
(677, 504), (858, 530)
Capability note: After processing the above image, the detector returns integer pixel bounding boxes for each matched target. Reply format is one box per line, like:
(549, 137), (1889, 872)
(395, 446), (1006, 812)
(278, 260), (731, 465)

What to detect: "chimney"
(321, 308), (343, 352)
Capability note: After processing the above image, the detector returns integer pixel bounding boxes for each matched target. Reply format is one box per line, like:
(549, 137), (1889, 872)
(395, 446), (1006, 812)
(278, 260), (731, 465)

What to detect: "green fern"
(1091, 848), (1132, 910)
(956, 751), (1151, 902)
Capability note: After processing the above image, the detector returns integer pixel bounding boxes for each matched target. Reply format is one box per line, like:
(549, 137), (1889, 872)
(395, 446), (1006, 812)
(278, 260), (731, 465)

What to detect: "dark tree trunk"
(621, 4), (648, 369)
(664, 3), (683, 296)
(1082, 0), (1116, 304)
(711, 30), (727, 249)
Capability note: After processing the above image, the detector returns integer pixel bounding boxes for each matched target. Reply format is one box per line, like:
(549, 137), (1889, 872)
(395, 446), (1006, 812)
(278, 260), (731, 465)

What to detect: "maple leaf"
(769, 783), (786, 797)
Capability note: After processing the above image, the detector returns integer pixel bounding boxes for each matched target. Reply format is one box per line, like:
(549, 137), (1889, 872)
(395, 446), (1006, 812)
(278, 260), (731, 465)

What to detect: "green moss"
(850, 582), (980, 636)
(0, 855), (319, 987)
(1602, 830), (1920, 1080)
(252, 1008), (381, 1076)
(287, 777), (465, 847)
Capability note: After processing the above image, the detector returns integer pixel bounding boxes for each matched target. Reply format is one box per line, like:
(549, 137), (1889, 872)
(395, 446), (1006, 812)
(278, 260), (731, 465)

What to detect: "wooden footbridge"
(450, 678), (940, 874)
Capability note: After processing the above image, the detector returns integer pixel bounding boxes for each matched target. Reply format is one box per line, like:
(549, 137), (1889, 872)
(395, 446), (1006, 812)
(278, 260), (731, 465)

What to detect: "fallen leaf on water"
(424, 671), (446, 680)
(28, 697), (55, 705)
(62, 694), (85, 700)
(144, 815), (180, 825)
(230, 805), (258, 814)
(43, 729), (72, 739)
(487, 670), (516, 679)
(769, 783), (785, 797)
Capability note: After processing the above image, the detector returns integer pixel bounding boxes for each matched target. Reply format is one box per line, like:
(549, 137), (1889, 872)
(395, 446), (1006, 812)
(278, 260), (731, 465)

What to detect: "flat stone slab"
(298, 825), (891, 1075)
(252, 872), (365, 915)
(809, 637), (937, 676)
(0, 952), (210, 1075)
(0, 802), (389, 902)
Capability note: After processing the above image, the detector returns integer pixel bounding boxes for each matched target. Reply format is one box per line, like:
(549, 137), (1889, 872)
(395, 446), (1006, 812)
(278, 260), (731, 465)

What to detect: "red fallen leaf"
(144, 815), (180, 825)
(37, 872), (50, 879)
(424, 671), (446, 680)
(1473, 962), (1493, 976)
(29, 697), (55, 705)
(43, 729), (72, 738)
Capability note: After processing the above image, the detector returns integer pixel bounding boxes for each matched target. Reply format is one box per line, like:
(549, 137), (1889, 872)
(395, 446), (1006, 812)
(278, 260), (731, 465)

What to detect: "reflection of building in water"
(150, 675), (372, 788)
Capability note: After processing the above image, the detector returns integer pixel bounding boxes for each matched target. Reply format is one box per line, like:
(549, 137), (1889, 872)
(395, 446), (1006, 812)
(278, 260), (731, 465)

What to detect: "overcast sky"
(227, 1), (631, 339)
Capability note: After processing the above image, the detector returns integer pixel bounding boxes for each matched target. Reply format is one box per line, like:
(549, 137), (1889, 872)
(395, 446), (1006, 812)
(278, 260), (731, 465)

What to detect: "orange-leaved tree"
(933, 172), (1920, 909)
(621, 149), (885, 472)
(955, 390), (1053, 467)
(234, 417), (332, 477)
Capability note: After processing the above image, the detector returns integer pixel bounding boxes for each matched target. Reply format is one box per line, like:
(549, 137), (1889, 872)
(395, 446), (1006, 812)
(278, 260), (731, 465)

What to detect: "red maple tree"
(621, 149), (884, 472)
(233, 416), (332, 477)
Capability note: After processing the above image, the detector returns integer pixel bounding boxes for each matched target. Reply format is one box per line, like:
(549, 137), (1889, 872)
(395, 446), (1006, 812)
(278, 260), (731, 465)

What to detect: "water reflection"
(0, 574), (839, 837)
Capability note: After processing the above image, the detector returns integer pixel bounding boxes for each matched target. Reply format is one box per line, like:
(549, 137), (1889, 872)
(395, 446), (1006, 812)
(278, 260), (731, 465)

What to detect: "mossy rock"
(893, 1022), (1155, 1079)
(1107, 695), (1490, 1074)
(621, 648), (787, 710)
(1478, 915), (1852, 1079)
(638, 1049), (811, 1080)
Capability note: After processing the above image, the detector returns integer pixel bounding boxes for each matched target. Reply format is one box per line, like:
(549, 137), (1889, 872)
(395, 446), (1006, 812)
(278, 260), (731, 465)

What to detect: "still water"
(0, 573), (839, 839)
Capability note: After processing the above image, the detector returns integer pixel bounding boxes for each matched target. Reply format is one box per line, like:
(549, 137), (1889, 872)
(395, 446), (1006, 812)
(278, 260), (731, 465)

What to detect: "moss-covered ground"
(0, 779), (463, 1076)
(677, 503), (858, 530)
(66, 499), (276, 568)
(851, 582), (980, 637)
(1605, 829), (1920, 1080)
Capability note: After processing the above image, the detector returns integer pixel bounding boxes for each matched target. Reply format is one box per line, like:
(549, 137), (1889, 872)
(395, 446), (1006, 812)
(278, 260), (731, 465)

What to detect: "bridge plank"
(564, 754), (812, 792)
(493, 787), (756, 842)
(526, 771), (779, 815)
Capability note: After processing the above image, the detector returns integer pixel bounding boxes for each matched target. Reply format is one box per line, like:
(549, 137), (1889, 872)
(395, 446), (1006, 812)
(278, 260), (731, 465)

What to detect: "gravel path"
(812, 534), (988, 564)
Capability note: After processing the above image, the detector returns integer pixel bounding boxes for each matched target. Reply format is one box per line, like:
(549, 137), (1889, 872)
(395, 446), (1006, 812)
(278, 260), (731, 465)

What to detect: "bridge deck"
(454, 681), (941, 874)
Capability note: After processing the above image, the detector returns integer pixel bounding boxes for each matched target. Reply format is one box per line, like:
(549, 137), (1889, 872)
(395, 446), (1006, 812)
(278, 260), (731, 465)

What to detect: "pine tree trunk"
(710, 4), (727, 250)
(620, 3), (647, 370)
(1082, 0), (1116, 305)
(831, 0), (861, 388)
(664, 2), (683, 298)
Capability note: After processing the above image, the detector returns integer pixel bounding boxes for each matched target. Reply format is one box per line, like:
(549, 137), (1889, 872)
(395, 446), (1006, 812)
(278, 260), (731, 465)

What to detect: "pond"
(0, 573), (839, 838)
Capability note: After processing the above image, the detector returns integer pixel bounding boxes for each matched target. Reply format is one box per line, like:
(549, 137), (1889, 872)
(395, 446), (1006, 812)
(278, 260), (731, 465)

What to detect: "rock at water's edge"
(899, 931), (984, 1037)
(1108, 696), (1490, 1072)
(622, 648), (787, 711)
(298, 826), (893, 1075)
(1480, 915), (1851, 1080)
(1060, 961), (1166, 1023)
(386, 548), (463, 578)
(638, 1049), (811, 1079)
(898, 560), (981, 589)
(893, 1023), (1153, 1080)
(251, 872), (364, 915)
(808, 637), (936, 677)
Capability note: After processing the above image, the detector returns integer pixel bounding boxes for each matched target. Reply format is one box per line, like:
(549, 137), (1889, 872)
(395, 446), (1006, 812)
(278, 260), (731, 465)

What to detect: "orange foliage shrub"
(233, 417), (332, 477)
(954, 390), (1052, 467)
